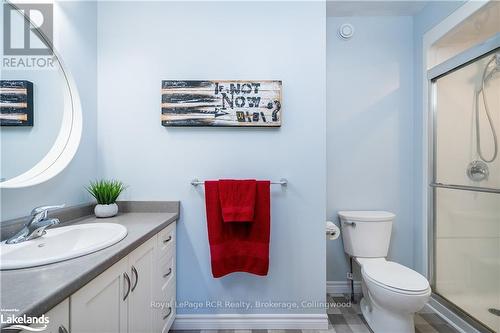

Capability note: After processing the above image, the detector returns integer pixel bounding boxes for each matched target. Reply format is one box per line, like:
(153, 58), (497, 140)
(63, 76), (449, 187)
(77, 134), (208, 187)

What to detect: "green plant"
(86, 179), (127, 205)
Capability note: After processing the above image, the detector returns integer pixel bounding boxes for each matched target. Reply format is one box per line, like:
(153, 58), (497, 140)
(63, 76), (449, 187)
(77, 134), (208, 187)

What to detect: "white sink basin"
(0, 223), (127, 270)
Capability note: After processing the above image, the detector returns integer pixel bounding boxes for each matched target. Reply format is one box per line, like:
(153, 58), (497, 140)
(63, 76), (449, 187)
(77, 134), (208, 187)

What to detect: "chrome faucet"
(5, 204), (65, 244)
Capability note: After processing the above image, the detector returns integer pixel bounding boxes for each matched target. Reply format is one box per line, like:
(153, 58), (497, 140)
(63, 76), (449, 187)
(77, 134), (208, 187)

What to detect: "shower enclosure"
(430, 47), (500, 332)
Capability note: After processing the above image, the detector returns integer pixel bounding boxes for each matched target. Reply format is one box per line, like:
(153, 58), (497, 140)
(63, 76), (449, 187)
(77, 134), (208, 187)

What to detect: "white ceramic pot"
(94, 203), (118, 218)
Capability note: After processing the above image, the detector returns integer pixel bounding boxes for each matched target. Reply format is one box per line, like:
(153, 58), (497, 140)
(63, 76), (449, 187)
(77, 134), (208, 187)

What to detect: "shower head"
(483, 53), (500, 83)
(475, 52), (499, 164)
(492, 52), (500, 69)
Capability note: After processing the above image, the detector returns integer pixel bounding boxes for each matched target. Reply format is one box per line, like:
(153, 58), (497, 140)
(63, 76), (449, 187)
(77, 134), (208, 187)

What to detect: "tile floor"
(325, 294), (459, 333)
(170, 294), (460, 333)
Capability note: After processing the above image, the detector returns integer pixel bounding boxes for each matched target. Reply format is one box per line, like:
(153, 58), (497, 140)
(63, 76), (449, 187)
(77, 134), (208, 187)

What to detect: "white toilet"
(338, 211), (431, 333)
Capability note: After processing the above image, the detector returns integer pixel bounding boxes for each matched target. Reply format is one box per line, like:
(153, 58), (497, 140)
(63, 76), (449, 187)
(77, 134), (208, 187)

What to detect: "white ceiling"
(326, 1), (429, 17)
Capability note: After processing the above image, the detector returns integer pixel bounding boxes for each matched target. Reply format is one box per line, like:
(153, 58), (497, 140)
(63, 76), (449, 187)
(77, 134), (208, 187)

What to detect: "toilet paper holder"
(326, 221), (340, 240)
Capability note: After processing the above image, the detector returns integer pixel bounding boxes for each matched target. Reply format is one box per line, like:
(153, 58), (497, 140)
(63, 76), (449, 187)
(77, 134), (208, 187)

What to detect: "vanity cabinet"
(20, 299), (70, 333)
(70, 223), (176, 333)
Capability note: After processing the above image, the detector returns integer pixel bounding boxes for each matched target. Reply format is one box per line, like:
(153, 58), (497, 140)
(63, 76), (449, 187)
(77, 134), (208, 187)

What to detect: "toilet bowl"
(338, 211), (431, 333)
(357, 257), (431, 333)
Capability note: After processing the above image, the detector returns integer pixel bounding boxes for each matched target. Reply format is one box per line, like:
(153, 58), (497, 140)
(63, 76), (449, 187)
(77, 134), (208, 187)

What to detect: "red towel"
(205, 180), (270, 278)
(218, 179), (257, 222)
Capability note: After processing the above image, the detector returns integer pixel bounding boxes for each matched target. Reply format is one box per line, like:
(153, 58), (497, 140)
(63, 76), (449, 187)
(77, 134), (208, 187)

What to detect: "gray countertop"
(0, 206), (178, 326)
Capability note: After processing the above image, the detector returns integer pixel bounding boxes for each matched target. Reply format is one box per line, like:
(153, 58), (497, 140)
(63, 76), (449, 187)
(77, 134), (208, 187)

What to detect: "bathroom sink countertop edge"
(0, 205), (179, 326)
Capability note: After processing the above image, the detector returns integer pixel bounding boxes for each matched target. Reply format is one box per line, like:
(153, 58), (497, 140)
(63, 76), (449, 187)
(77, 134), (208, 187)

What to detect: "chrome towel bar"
(191, 178), (288, 186)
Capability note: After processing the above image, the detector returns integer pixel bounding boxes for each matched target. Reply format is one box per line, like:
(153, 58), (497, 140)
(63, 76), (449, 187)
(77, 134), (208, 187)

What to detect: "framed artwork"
(0, 80), (34, 126)
(161, 80), (282, 127)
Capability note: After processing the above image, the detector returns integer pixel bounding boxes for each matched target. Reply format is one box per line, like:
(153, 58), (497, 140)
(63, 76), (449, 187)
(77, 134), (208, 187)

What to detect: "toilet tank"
(338, 211), (395, 258)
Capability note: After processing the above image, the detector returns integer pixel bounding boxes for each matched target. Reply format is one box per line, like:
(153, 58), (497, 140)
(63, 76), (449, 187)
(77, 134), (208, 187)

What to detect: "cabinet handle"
(163, 306), (172, 320)
(163, 268), (172, 278)
(131, 265), (139, 292)
(123, 272), (131, 301)
(59, 325), (68, 333)
(163, 235), (172, 244)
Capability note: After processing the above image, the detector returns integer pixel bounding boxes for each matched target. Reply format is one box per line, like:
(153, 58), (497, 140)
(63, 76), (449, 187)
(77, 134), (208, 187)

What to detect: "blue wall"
(326, 2), (465, 283)
(411, 1), (465, 275)
(326, 16), (415, 282)
(97, 1), (327, 315)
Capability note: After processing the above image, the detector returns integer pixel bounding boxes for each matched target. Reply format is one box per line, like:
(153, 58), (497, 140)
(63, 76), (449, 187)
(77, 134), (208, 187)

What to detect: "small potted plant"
(86, 180), (127, 218)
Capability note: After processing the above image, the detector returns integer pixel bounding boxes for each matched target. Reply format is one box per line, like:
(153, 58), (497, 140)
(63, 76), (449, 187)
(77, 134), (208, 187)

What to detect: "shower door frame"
(427, 35), (500, 333)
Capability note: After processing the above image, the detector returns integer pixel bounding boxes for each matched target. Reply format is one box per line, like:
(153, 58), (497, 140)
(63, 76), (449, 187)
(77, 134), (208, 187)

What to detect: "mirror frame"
(1, 1), (82, 188)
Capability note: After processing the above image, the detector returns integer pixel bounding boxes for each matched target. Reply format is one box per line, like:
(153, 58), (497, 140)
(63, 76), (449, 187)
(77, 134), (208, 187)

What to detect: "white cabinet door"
(70, 257), (129, 333)
(127, 237), (156, 333)
(20, 299), (69, 333)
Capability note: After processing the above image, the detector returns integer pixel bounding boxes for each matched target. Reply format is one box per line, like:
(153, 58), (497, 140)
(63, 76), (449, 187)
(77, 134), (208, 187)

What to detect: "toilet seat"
(357, 258), (430, 294)
(363, 272), (431, 296)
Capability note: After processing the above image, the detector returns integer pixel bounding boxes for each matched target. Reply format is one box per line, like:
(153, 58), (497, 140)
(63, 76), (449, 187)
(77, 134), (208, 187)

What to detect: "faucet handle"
(31, 204), (66, 218)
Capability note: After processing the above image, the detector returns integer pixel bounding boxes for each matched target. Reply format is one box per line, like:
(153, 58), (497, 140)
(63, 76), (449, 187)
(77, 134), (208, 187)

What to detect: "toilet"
(338, 211), (431, 333)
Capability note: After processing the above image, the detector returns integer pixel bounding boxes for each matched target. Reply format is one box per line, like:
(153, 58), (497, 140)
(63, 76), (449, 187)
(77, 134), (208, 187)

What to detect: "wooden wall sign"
(161, 80), (282, 127)
(0, 80), (34, 126)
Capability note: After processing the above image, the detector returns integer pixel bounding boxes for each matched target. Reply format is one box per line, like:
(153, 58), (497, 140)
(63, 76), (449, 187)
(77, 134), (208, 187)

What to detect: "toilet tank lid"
(338, 211), (395, 222)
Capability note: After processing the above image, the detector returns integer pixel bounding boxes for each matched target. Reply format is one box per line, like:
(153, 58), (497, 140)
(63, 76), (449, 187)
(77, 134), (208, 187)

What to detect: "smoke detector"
(338, 23), (354, 40)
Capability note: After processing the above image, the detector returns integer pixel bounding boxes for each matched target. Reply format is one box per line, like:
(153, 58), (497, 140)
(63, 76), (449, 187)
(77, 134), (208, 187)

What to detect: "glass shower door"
(432, 50), (500, 332)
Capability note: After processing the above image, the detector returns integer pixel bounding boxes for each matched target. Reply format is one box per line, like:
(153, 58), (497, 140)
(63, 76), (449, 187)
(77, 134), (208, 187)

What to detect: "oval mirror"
(0, 1), (82, 188)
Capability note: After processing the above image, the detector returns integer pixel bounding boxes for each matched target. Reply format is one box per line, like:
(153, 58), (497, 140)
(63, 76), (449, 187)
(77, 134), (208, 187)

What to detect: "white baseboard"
(172, 314), (329, 330)
(326, 280), (361, 294)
